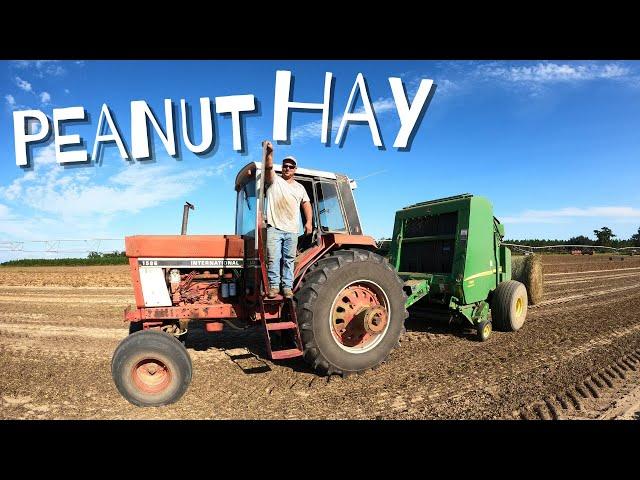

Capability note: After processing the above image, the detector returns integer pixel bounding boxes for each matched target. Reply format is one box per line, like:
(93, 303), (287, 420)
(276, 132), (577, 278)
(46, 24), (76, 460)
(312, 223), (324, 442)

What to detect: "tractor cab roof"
(235, 161), (356, 191)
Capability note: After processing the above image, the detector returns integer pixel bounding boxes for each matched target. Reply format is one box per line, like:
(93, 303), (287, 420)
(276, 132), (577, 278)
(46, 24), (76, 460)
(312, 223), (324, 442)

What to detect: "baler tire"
(491, 280), (528, 332)
(111, 330), (192, 407)
(295, 248), (408, 376)
(476, 319), (492, 342)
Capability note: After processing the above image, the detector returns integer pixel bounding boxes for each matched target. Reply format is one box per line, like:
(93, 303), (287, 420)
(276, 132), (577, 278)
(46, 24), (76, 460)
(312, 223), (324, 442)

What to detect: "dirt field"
(1, 253), (640, 420)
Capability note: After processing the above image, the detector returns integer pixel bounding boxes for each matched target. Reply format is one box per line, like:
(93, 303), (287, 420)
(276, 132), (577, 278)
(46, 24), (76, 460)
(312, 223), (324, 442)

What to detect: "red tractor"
(112, 147), (408, 406)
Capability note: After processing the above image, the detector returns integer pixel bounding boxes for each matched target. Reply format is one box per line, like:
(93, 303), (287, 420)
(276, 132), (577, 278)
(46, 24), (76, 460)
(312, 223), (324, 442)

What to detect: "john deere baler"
(389, 194), (527, 340)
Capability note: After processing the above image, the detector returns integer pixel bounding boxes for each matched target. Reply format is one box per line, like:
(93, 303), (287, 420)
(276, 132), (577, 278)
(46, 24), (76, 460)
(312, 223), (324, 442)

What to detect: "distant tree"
(568, 235), (593, 246)
(631, 227), (640, 247)
(88, 251), (101, 258)
(593, 227), (616, 246)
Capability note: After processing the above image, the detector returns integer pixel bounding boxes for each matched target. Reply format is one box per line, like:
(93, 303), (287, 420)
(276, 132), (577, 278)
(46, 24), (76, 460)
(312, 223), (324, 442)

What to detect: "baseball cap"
(282, 156), (297, 167)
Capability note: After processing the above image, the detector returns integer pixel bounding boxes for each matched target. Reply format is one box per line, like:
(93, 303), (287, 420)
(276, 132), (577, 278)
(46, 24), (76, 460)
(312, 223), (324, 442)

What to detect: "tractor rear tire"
(491, 280), (528, 332)
(111, 330), (192, 407)
(295, 249), (408, 376)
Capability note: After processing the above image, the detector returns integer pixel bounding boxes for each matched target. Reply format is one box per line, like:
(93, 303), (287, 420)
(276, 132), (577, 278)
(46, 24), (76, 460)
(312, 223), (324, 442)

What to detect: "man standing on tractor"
(263, 141), (313, 299)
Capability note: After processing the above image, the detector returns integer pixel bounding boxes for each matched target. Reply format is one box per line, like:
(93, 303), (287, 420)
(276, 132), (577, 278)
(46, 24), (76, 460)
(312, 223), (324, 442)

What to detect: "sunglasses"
(282, 165), (296, 170)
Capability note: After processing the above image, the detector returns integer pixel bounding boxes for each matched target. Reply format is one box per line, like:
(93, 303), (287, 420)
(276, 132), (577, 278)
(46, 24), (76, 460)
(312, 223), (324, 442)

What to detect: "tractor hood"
(125, 235), (244, 258)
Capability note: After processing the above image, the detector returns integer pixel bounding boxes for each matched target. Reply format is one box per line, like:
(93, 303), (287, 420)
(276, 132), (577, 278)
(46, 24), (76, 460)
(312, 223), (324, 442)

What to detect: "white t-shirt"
(266, 175), (310, 234)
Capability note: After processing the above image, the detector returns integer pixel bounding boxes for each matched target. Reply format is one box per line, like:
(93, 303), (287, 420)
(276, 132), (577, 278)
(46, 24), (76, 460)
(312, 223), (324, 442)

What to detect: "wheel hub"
(483, 322), (492, 338)
(515, 297), (524, 317)
(132, 359), (171, 394)
(361, 305), (388, 334)
(331, 283), (389, 350)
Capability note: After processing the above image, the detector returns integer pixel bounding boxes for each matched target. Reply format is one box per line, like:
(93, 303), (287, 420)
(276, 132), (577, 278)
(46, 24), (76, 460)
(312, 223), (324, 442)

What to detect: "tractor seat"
(295, 232), (316, 266)
(297, 232), (315, 252)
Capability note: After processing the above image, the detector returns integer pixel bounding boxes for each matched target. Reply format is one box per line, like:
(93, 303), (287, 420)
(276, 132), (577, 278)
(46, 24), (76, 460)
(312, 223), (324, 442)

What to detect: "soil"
(1, 255), (639, 420)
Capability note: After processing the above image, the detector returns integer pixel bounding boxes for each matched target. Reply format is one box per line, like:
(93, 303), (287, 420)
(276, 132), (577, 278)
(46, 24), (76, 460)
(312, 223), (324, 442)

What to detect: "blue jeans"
(266, 226), (297, 290)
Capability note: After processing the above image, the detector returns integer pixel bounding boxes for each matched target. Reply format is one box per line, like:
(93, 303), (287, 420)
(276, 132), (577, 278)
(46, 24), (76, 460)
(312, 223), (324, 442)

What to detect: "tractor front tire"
(111, 330), (192, 407)
(296, 249), (408, 376)
(491, 280), (528, 332)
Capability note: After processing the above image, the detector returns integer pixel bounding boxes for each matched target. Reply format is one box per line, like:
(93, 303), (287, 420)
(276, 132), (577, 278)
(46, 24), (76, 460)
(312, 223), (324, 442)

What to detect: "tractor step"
(258, 296), (302, 361)
(263, 294), (286, 302)
(271, 348), (303, 360)
(266, 321), (297, 331)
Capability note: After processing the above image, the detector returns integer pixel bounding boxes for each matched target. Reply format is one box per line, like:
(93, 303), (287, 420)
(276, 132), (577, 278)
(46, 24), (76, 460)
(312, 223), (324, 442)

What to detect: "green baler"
(389, 194), (527, 341)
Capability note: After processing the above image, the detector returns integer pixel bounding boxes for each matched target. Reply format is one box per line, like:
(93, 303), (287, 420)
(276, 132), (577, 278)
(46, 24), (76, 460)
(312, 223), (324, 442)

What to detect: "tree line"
(1, 251), (128, 267)
(505, 226), (640, 248)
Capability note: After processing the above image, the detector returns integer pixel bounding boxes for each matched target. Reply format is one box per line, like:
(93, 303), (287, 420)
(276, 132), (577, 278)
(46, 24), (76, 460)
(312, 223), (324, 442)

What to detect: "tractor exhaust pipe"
(181, 202), (195, 235)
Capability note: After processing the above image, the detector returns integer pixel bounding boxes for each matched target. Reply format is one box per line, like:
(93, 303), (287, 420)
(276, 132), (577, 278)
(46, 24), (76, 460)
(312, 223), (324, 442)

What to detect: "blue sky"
(1, 60), (639, 260)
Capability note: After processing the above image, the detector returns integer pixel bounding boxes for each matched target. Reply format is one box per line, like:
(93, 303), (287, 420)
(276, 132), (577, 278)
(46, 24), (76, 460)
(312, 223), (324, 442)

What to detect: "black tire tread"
(296, 248), (408, 376)
(111, 329), (192, 407)
(491, 280), (527, 332)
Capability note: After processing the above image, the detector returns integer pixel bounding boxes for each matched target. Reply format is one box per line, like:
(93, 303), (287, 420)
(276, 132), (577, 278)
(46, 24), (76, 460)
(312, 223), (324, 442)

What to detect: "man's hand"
(262, 140), (274, 184)
(262, 140), (273, 158)
(304, 222), (313, 235)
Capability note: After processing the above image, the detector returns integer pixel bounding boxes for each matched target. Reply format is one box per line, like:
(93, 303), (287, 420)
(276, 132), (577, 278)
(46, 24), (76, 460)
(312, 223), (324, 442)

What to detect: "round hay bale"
(511, 254), (543, 305)
(511, 255), (526, 281)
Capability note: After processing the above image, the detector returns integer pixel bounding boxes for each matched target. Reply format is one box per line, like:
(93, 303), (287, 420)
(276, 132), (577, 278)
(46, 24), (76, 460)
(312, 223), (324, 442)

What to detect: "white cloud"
(0, 204), (43, 240)
(0, 140), (236, 246)
(0, 144), (56, 202)
(290, 118), (328, 142)
(399, 74), (460, 101)
(0, 143), (235, 218)
(0, 210), (116, 243)
(4, 94), (33, 111)
(403, 62), (636, 101)
(13, 60), (66, 77)
(15, 76), (32, 92)
(291, 97), (397, 143)
(433, 78), (459, 97)
(0, 204), (11, 219)
(40, 91), (51, 104)
(502, 206), (640, 224)
(370, 97), (396, 113)
(476, 62), (630, 84)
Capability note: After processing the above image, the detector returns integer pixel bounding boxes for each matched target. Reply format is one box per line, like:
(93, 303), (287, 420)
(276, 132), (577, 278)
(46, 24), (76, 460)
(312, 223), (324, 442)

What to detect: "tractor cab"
(234, 161), (368, 295)
(235, 161), (362, 243)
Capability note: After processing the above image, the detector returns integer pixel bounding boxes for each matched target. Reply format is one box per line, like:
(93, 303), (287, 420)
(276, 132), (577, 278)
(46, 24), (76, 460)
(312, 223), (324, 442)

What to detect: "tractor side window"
(296, 178), (316, 235)
(236, 180), (256, 236)
(315, 181), (347, 232)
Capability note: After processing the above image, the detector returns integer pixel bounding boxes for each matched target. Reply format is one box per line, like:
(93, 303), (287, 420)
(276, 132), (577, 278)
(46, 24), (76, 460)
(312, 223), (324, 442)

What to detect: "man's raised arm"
(262, 140), (275, 185)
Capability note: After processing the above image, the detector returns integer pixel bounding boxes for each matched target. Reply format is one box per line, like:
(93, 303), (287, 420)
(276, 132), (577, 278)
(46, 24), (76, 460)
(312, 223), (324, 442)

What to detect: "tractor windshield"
(236, 178), (257, 237)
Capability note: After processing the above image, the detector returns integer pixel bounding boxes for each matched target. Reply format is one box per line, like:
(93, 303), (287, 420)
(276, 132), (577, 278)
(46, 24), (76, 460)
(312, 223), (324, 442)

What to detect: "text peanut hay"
(12, 71), (435, 166)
